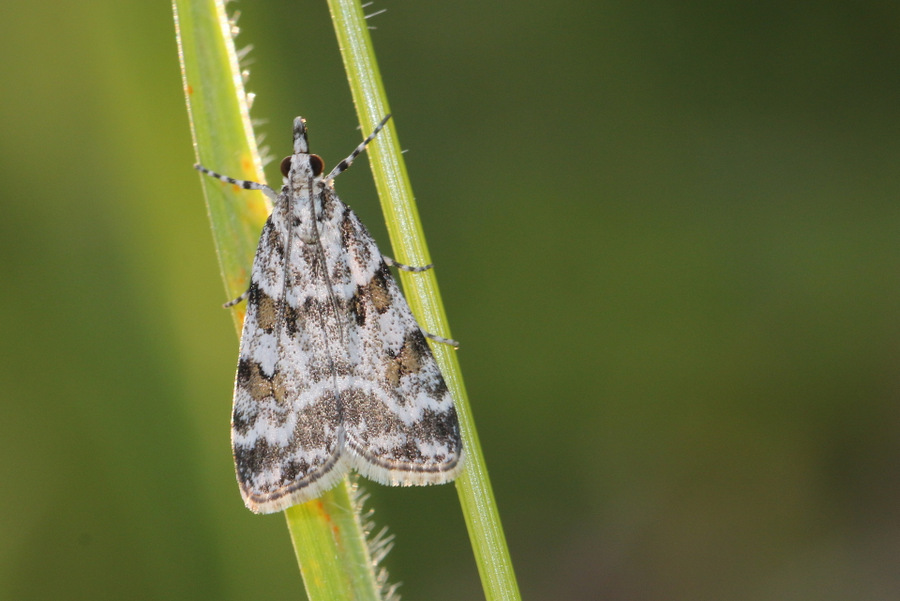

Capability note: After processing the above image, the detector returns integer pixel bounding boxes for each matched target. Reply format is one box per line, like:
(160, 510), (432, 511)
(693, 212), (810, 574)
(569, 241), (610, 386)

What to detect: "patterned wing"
(317, 192), (464, 486)
(231, 211), (348, 514)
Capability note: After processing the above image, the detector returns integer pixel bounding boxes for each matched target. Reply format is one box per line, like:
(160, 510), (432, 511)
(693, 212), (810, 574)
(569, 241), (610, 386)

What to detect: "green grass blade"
(173, 1), (384, 600)
(285, 480), (384, 601)
(325, 2), (523, 600)
(173, 0), (269, 333)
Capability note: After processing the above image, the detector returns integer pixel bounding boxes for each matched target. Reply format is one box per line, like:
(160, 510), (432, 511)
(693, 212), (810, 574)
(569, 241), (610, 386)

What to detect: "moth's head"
(280, 116), (325, 184)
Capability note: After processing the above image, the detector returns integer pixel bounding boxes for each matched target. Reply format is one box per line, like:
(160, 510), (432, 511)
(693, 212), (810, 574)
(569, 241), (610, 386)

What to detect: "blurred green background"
(2, 1), (900, 600)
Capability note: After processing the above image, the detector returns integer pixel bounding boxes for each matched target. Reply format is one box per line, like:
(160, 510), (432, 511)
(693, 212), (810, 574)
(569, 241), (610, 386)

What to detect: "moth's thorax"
(276, 156), (327, 244)
(285, 154), (317, 190)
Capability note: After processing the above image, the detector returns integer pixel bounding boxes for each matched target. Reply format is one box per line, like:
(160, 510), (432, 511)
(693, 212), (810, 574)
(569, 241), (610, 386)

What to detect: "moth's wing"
(325, 200), (464, 486)
(231, 214), (347, 514)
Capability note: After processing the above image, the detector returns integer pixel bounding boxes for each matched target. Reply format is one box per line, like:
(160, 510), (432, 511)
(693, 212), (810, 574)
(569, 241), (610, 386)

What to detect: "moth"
(195, 116), (463, 513)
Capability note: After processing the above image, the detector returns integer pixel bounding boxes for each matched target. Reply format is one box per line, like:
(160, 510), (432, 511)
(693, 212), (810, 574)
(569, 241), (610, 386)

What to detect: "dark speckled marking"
(240, 359), (274, 401)
(252, 287), (279, 332)
(385, 332), (427, 387)
(283, 304), (301, 335)
(235, 437), (276, 481)
(349, 266), (393, 327)
(231, 404), (258, 437)
(262, 219), (283, 258)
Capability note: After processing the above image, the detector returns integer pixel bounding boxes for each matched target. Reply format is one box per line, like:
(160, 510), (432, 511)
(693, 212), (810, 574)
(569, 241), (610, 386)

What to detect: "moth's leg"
(223, 289), (251, 308)
(194, 164), (279, 203)
(383, 258), (453, 344)
(324, 114), (392, 182)
(383, 257), (455, 346)
(383, 255), (434, 273)
(422, 330), (460, 349)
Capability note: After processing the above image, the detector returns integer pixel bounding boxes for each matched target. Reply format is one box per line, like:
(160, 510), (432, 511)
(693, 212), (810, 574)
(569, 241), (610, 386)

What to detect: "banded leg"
(382, 255), (453, 345)
(383, 255), (434, 273)
(423, 330), (460, 349)
(223, 289), (251, 308)
(324, 114), (392, 182)
(194, 164), (279, 203)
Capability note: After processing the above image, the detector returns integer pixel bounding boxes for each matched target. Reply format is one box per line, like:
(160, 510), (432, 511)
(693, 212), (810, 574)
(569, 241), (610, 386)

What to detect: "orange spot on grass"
(312, 499), (342, 539)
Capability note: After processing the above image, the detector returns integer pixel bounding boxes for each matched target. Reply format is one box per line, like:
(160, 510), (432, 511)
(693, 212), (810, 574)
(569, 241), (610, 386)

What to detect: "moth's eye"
(310, 154), (325, 176)
(279, 156), (292, 177)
